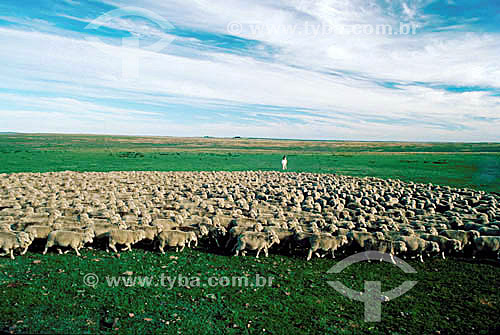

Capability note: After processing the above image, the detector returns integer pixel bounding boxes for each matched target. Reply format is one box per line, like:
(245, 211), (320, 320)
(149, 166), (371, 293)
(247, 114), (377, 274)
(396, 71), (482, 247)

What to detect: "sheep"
(440, 229), (480, 246)
(152, 218), (178, 232)
(91, 222), (127, 239)
(420, 234), (463, 259)
(347, 231), (385, 249)
(212, 215), (233, 229)
(263, 226), (302, 253)
(472, 236), (500, 260)
(22, 213), (57, 226)
(383, 228), (416, 240)
(105, 229), (146, 253)
(392, 241), (408, 255)
(395, 236), (440, 262)
(0, 223), (13, 232)
(0, 212), (15, 222)
(306, 234), (348, 261)
(198, 225), (226, 248)
(1, 170), (499, 262)
(233, 231), (280, 258)
(225, 223), (264, 248)
(463, 222), (485, 231)
(139, 225), (162, 241)
(24, 224), (62, 240)
(336, 227), (350, 236)
(57, 225), (95, 236)
(177, 224), (209, 239)
(0, 231), (34, 259)
(477, 227), (500, 236)
(157, 230), (197, 253)
(363, 239), (402, 264)
(43, 230), (93, 256)
(294, 231), (331, 249)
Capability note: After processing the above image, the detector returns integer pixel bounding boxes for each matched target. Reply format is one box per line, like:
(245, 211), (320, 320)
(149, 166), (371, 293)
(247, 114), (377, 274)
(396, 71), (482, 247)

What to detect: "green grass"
(2, 248), (499, 335)
(1, 134), (499, 334)
(1, 133), (500, 153)
(1, 150), (499, 192)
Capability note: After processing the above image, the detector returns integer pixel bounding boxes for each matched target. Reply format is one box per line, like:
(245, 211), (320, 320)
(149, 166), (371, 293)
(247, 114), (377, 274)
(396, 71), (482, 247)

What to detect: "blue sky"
(0, 0), (499, 141)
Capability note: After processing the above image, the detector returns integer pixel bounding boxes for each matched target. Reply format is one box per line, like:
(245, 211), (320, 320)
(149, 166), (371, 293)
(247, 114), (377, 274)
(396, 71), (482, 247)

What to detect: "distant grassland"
(2, 133), (500, 153)
(1, 134), (499, 192)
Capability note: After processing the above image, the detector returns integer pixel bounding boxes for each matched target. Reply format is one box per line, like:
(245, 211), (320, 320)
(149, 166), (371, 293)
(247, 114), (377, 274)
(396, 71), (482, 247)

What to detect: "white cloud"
(0, 1), (499, 141)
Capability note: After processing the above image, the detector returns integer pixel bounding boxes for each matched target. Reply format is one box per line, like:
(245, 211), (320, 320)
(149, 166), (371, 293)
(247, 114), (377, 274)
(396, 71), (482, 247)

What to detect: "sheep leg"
(10, 249), (15, 260)
(44, 238), (57, 253)
(180, 242), (185, 252)
(231, 240), (240, 253)
(331, 249), (336, 259)
(74, 247), (81, 257)
(264, 246), (269, 257)
(419, 254), (424, 263)
(57, 248), (63, 255)
(306, 249), (313, 261)
(21, 246), (29, 255)
(441, 251), (446, 260)
(390, 254), (396, 264)
(256, 247), (262, 259)
(159, 241), (165, 255)
(234, 241), (245, 256)
(109, 243), (118, 253)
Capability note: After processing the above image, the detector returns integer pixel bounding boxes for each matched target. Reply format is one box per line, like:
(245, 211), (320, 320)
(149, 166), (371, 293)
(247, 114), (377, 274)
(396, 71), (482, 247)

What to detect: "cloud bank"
(0, 0), (499, 141)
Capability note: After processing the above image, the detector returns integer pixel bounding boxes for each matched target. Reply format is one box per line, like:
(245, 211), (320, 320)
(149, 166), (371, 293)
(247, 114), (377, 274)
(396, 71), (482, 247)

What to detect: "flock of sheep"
(0, 171), (499, 263)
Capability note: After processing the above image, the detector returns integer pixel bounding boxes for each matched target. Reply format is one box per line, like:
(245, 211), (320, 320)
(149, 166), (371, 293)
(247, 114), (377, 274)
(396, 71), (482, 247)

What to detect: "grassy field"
(1, 134), (499, 192)
(1, 134), (500, 334)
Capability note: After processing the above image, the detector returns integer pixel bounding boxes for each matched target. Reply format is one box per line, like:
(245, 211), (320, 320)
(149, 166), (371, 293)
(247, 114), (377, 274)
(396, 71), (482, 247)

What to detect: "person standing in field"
(282, 155), (288, 170)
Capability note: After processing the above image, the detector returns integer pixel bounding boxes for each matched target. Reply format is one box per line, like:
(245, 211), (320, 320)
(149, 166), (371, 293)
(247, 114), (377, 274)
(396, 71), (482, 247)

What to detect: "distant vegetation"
(0, 134), (499, 192)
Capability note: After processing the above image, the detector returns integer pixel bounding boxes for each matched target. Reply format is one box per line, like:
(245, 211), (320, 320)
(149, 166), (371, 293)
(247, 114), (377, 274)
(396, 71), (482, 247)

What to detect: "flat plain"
(0, 133), (499, 335)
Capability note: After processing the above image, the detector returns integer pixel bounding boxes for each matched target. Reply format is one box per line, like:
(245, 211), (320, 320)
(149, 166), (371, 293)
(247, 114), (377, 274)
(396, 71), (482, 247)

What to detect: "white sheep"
(43, 230), (94, 256)
(0, 231), (34, 259)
